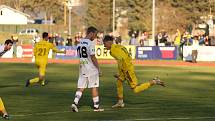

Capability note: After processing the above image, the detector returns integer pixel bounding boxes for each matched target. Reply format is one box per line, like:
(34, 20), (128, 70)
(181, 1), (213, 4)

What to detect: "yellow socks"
(29, 77), (40, 84)
(0, 98), (5, 112)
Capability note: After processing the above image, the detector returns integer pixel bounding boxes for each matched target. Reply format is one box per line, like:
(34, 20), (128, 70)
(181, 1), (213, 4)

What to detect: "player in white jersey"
(70, 27), (104, 112)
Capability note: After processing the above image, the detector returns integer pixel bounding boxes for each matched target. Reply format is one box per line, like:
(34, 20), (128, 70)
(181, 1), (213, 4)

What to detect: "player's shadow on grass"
(0, 85), (22, 88)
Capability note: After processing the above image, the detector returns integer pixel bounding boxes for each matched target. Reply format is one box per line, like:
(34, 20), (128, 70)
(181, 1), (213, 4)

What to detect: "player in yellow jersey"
(0, 97), (9, 119)
(26, 32), (65, 87)
(103, 35), (165, 108)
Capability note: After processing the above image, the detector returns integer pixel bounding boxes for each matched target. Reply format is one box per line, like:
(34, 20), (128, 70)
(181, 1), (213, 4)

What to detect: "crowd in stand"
(3, 28), (212, 48)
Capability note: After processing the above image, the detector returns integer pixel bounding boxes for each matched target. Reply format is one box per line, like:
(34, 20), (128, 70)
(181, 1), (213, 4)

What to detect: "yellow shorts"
(118, 67), (138, 89)
(35, 61), (47, 76)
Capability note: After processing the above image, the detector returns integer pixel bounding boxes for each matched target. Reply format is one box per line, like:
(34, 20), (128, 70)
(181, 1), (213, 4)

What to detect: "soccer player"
(26, 32), (65, 87)
(0, 40), (12, 119)
(0, 39), (13, 57)
(0, 97), (9, 119)
(70, 27), (104, 112)
(103, 35), (165, 108)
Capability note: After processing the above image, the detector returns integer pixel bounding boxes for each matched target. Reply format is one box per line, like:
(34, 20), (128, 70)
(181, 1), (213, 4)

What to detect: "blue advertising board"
(136, 46), (177, 60)
(56, 46), (78, 59)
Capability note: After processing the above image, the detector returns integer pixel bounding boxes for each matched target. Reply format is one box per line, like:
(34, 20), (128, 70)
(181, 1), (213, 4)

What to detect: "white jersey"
(77, 38), (98, 77)
(0, 45), (6, 57)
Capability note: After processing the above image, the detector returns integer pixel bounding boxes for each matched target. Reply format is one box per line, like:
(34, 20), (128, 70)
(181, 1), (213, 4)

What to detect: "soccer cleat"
(41, 81), (46, 86)
(3, 114), (10, 120)
(41, 80), (48, 86)
(153, 77), (165, 87)
(93, 107), (104, 112)
(111, 102), (125, 108)
(25, 79), (30, 87)
(71, 103), (79, 112)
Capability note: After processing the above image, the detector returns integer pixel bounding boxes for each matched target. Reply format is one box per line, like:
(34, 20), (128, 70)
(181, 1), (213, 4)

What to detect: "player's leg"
(71, 88), (84, 112)
(91, 87), (104, 111)
(126, 69), (151, 93)
(0, 98), (9, 119)
(71, 76), (87, 112)
(26, 64), (40, 87)
(126, 69), (165, 93)
(27, 64), (46, 86)
(39, 64), (47, 86)
(88, 74), (104, 112)
(112, 72), (125, 108)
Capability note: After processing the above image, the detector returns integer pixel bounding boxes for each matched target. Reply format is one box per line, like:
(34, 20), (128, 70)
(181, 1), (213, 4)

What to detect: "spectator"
(205, 36), (209, 46)
(55, 34), (64, 46)
(66, 36), (73, 46)
(174, 29), (181, 46)
(198, 34), (205, 45)
(74, 34), (80, 46)
(139, 32), (148, 46)
(11, 35), (18, 57)
(115, 36), (122, 45)
(48, 33), (54, 44)
(129, 34), (136, 45)
(33, 34), (41, 44)
(191, 36), (199, 63)
(96, 32), (104, 45)
(156, 32), (163, 46)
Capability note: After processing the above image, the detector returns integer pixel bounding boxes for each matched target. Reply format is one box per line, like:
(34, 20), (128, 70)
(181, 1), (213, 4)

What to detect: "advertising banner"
(183, 46), (215, 61)
(56, 46), (78, 59)
(136, 46), (177, 60)
(95, 45), (136, 59)
(17, 45), (33, 58)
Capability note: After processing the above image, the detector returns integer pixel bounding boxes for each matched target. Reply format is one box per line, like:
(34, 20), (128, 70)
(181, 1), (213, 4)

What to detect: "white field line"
(10, 107), (215, 120)
(134, 117), (215, 120)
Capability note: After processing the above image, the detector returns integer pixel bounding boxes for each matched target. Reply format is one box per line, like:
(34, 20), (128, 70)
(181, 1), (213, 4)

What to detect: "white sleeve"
(89, 41), (95, 55)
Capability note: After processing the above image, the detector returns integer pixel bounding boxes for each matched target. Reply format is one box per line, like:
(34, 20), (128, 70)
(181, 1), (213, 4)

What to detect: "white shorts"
(77, 73), (99, 88)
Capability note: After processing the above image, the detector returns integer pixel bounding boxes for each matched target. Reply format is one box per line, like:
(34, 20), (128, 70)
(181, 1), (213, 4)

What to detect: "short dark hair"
(193, 36), (198, 40)
(87, 26), (98, 34)
(4, 39), (13, 45)
(103, 35), (114, 43)
(42, 32), (49, 39)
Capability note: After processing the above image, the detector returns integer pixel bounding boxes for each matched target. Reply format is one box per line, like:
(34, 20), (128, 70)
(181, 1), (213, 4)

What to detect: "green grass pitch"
(0, 63), (215, 121)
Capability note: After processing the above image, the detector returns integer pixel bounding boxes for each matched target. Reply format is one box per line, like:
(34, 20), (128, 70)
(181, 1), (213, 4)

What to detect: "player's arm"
(91, 55), (101, 76)
(51, 44), (66, 54)
(90, 41), (101, 76)
(111, 50), (123, 79)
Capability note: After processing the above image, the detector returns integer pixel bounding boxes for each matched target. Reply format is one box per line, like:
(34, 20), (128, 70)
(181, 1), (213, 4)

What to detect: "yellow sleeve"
(33, 44), (37, 56)
(117, 60), (123, 73)
(111, 47), (123, 73)
(50, 43), (64, 53)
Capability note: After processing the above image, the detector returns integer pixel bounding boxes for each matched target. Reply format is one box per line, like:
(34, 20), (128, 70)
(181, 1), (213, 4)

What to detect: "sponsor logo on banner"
(56, 46), (78, 59)
(183, 46), (215, 61)
(21, 45), (33, 58)
(136, 46), (177, 60)
(159, 47), (175, 59)
(137, 47), (153, 59)
(95, 45), (136, 59)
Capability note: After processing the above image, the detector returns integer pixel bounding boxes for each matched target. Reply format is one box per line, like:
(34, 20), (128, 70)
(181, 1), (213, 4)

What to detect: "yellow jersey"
(34, 40), (62, 63)
(110, 44), (133, 71)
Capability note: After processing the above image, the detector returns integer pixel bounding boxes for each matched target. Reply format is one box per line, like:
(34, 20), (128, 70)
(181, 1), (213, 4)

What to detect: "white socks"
(93, 96), (99, 108)
(118, 99), (124, 104)
(74, 91), (82, 105)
